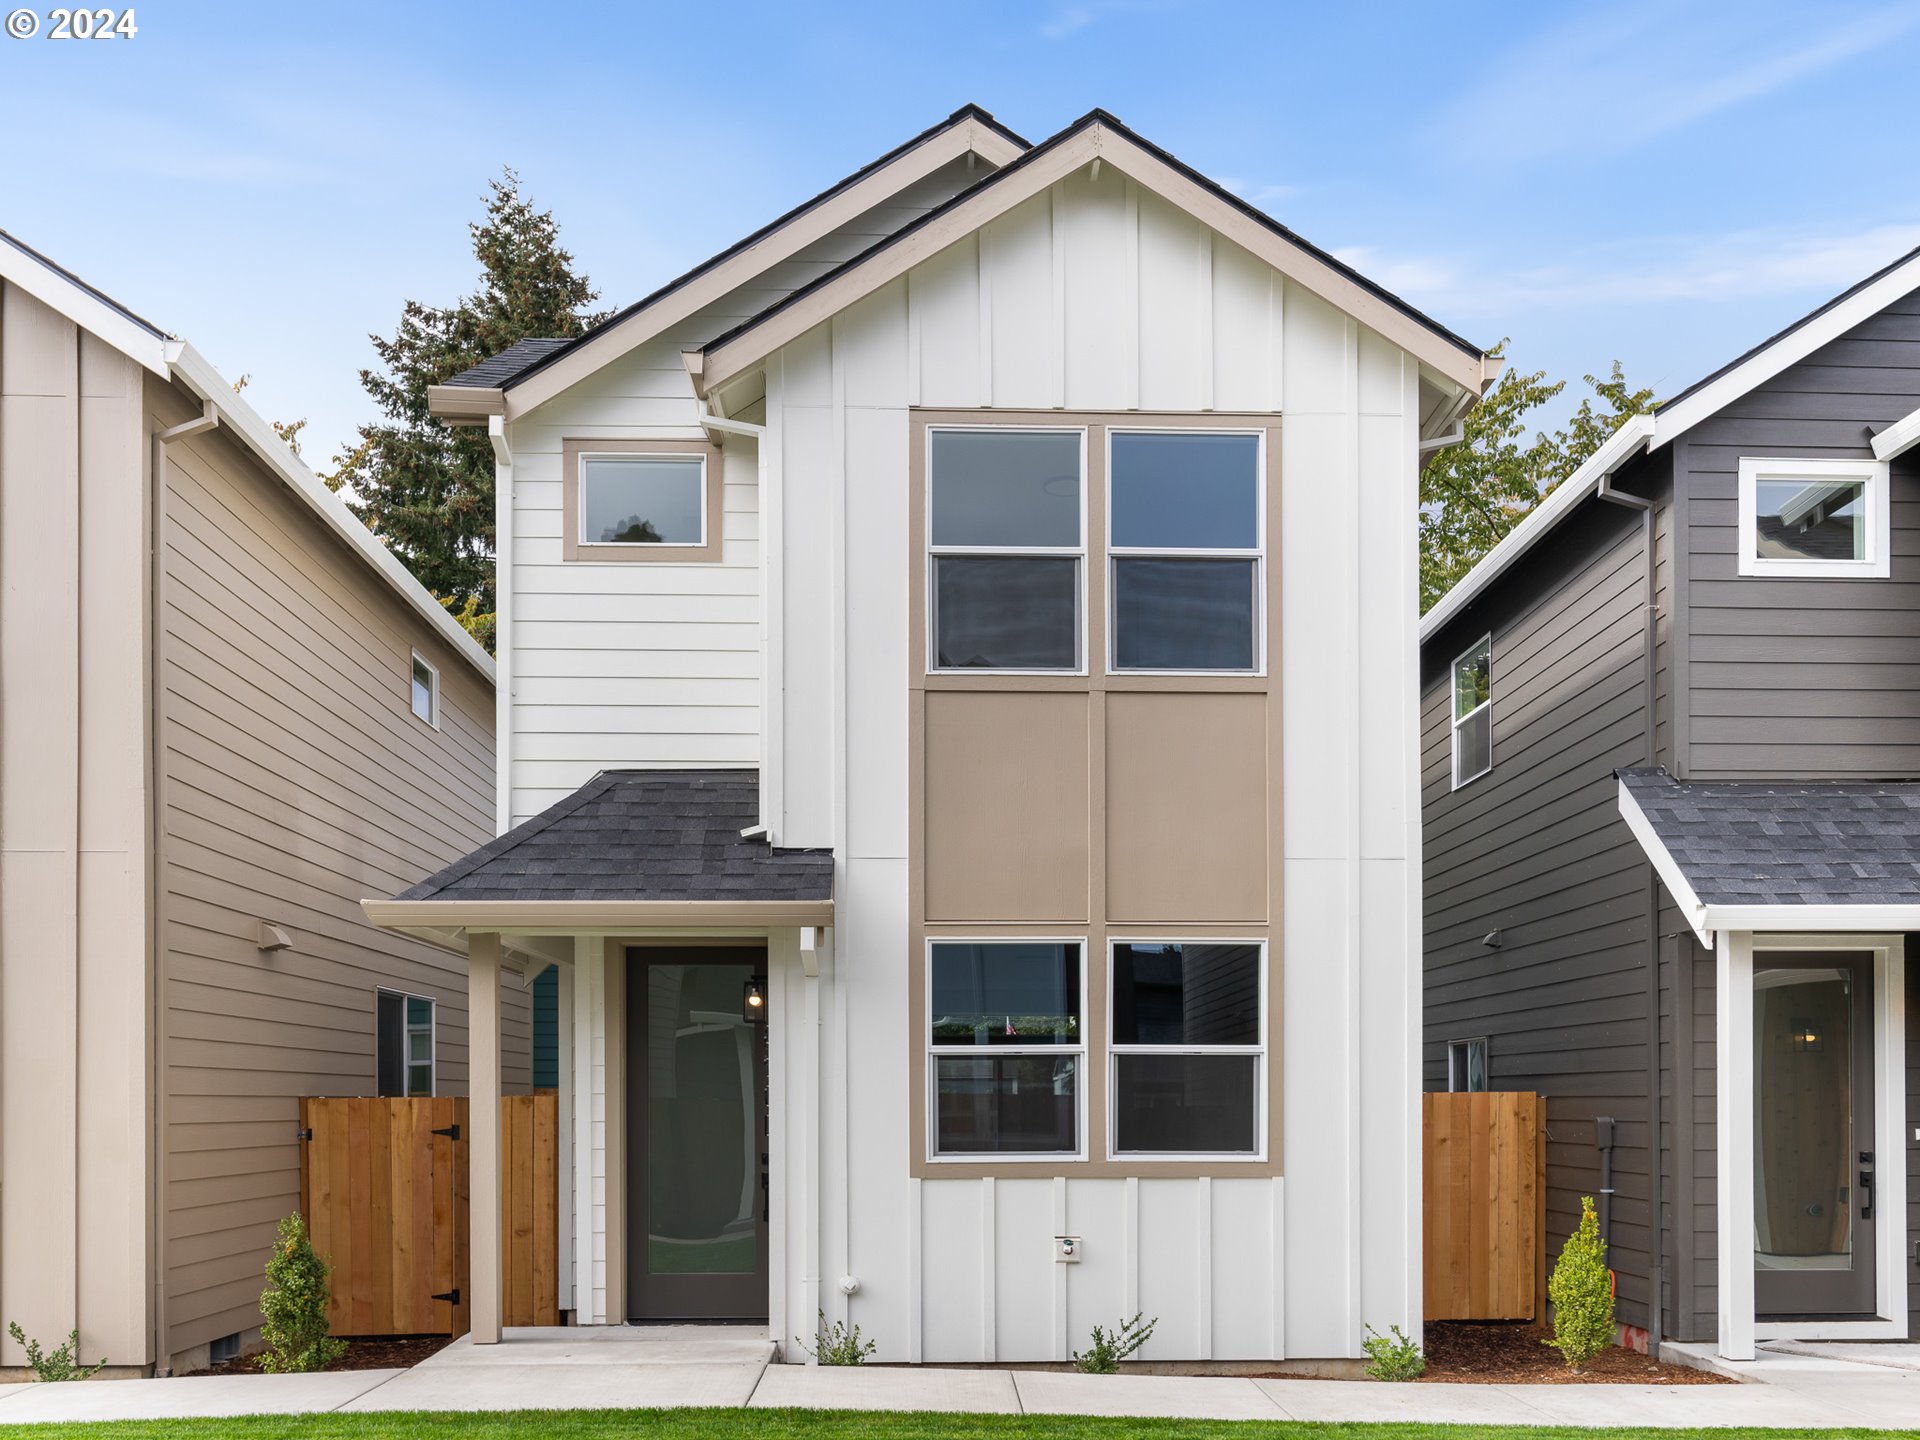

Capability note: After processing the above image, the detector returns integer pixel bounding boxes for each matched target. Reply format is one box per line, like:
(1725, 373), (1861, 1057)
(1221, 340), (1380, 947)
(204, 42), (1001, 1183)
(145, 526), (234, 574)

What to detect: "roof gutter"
(362, 898), (835, 932)
(1421, 414), (1656, 644)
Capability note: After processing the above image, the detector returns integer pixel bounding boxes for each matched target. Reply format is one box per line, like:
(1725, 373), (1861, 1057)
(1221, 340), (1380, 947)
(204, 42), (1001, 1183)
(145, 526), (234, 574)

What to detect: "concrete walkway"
(1, 1327), (1916, 1428)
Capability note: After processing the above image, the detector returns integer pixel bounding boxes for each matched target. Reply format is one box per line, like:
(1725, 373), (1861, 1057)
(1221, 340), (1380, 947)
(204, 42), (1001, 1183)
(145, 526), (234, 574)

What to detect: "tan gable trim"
(363, 899), (834, 930)
(482, 113), (1026, 423)
(695, 117), (1498, 400)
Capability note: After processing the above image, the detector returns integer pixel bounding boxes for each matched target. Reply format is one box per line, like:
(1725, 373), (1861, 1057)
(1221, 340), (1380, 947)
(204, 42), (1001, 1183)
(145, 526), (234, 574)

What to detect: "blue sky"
(4, 0), (1918, 463)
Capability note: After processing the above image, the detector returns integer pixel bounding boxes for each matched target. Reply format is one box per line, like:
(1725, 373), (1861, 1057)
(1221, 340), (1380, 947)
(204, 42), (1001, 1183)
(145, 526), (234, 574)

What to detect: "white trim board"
(1872, 403), (1920, 462)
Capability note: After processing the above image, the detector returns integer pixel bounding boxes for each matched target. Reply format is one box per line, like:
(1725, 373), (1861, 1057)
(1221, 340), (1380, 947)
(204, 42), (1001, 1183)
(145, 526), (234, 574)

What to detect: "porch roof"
(1618, 767), (1920, 944)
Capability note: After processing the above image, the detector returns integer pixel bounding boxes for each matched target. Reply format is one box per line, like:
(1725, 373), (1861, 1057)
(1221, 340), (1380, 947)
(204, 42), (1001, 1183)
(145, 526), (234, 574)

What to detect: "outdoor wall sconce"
(743, 975), (768, 1024)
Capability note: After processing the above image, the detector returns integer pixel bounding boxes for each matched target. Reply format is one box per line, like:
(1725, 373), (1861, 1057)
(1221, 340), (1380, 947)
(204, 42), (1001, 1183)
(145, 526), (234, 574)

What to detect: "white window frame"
(1736, 456), (1889, 579)
(1105, 427), (1267, 676)
(925, 936), (1088, 1163)
(1105, 937), (1268, 1162)
(1450, 633), (1492, 790)
(409, 650), (439, 729)
(376, 987), (438, 1098)
(925, 425), (1088, 676)
(1447, 1036), (1489, 1093)
(578, 449), (710, 549)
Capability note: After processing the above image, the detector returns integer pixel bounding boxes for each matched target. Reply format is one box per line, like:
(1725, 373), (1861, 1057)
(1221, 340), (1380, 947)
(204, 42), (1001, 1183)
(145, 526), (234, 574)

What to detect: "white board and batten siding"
(759, 165), (1425, 1361)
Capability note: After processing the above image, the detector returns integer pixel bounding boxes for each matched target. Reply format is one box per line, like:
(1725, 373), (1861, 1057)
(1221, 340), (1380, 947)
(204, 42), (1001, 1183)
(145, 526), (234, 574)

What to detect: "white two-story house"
(367, 105), (1499, 1364)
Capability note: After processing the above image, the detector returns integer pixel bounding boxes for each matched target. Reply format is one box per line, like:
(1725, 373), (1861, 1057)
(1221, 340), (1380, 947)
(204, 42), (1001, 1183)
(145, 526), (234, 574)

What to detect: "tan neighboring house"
(0, 230), (528, 1377)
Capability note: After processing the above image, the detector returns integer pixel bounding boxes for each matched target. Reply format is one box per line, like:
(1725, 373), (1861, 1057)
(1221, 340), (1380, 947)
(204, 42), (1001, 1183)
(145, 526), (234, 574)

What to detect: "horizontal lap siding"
(155, 387), (519, 1362)
(1423, 475), (1665, 1331)
(1680, 294), (1920, 777)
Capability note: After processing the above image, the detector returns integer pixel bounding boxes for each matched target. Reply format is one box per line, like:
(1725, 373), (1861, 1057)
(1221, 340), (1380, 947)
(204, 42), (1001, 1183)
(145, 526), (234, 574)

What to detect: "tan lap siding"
(151, 378), (519, 1360)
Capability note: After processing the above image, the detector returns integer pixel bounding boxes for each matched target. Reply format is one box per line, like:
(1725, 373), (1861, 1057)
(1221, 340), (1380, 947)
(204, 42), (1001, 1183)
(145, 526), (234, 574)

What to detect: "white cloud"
(1218, 175), (1299, 208)
(1445, 2), (1920, 162)
(1038, 0), (1184, 40)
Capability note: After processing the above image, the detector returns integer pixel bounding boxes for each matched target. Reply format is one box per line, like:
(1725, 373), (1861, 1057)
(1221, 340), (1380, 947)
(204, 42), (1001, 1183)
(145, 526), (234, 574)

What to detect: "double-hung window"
(376, 991), (435, 1098)
(928, 941), (1083, 1157)
(1109, 941), (1264, 1157)
(928, 428), (1084, 671)
(1451, 635), (1492, 789)
(1109, 430), (1262, 672)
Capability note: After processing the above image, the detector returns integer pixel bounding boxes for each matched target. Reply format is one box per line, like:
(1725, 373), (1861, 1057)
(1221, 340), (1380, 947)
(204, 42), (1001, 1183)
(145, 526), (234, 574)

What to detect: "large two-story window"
(1451, 635), (1492, 789)
(1109, 430), (1262, 672)
(1110, 940), (1265, 1157)
(928, 429), (1085, 671)
(928, 941), (1083, 1157)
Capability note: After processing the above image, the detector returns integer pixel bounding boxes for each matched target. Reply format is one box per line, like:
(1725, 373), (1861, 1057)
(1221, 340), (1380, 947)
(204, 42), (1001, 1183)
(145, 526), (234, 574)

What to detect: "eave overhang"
(362, 898), (835, 934)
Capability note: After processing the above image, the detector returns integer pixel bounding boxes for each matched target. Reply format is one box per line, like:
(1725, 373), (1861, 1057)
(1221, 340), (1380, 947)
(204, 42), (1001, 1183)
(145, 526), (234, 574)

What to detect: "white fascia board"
(1702, 904), (1920, 933)
(0, 231), (172, 374)
(1420, 414), (1655, 643)
(1617, 778), (1712, 948)
(1654, 251), (1920, 450)
(1872, 404), (1920, 462)
(167, 344), (496, 684)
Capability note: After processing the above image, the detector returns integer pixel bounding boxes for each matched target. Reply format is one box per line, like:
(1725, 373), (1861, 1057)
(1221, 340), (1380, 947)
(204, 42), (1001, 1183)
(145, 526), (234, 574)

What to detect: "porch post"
(469, 931), (503, 1344)
(1715, 929), (1755, 1361)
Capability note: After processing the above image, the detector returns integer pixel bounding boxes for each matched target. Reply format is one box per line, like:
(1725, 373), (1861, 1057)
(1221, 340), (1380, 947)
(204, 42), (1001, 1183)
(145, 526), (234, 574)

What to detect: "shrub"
(798, 1309), (876, 1366)
(258, 1212), (346, 1374)
(1073, 1313), (1157, 1374)
(1544, 1194), (1614, 1370)
(1361, 1323), (1425, 1381)
(6, 1323), (104, 1382)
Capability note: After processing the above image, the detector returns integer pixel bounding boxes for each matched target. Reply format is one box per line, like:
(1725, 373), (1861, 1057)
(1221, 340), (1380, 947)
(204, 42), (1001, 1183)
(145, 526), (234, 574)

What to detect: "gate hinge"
(431, 1124), (460, 1140)
(432, 1289), (460, 1305)
(295, 1126), (313, 1142)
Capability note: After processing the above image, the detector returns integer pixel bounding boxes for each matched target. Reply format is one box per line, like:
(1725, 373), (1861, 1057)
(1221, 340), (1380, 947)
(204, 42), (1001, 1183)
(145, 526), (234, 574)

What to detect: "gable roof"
(1618, 767), (1920, 944)
(0, 228), (494, 682)
(1419, 243), (1920, 646)
(427, 104), (1029, 422)
(690, 108), (1499, 402)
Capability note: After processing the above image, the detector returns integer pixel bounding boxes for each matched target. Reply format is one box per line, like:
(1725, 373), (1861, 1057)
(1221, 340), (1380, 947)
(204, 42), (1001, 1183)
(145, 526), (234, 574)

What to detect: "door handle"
(1860, 1151), (1874, 1221)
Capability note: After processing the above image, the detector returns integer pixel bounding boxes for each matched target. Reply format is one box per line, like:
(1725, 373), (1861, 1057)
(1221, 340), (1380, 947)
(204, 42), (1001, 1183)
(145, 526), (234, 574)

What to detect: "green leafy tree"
(1544, 1195), (1615, 1370)
(1420, 349), (1654, 612)
(258, 1212), (346, 1374)
(335, 168), (607, 639)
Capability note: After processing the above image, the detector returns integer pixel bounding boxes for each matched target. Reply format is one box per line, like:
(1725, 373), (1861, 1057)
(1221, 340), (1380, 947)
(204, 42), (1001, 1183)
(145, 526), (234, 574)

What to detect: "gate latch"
(295, 1126), (312, 1142)
(432, 1124), (460, 1141)
(433, 1289), (461, 1305)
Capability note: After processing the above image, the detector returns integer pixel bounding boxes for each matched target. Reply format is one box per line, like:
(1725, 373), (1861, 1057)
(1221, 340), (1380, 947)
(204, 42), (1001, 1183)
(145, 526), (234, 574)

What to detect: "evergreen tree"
(336, 169), (606, 639)
(1421, 350), (1655, 613)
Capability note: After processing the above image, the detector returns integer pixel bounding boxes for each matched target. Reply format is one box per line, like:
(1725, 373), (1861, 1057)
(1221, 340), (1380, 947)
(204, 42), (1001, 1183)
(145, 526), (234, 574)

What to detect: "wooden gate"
(1423, 1091), (1545, 1321)
(300, 1094), (559, 1336)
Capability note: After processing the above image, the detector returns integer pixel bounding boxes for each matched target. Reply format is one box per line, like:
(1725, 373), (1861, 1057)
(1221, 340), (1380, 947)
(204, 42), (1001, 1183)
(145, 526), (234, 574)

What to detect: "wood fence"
(300, 1093), (559, 1336)
(1422, 1091), (1545, 1321)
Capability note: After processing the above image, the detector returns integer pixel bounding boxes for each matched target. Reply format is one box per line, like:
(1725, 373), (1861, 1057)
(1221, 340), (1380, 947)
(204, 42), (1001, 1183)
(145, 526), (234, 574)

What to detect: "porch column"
(1714, 929), (1756, 1361)
(469, 931), (503, 1344)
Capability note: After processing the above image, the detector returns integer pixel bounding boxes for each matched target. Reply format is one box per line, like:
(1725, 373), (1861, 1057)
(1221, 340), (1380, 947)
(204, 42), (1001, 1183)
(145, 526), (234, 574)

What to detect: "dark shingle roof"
(398, 769), (831, 903)
(1621, 767), (1920, 907)
(441, 337), (575, 388)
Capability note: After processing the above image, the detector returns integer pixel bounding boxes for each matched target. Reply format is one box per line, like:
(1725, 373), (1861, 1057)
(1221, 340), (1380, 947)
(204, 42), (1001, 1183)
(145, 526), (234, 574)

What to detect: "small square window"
(409, 653), (438, 727)
(582, 455), (705, 546)
(1737, 457), (1889, 578)
(1448, 1038), (1488, 1093)
(1451, 635), (1491, 789)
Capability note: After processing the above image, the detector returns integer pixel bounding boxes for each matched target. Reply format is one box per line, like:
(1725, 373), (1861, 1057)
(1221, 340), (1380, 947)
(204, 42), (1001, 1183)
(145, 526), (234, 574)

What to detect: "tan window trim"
(561, 437), (724, 563)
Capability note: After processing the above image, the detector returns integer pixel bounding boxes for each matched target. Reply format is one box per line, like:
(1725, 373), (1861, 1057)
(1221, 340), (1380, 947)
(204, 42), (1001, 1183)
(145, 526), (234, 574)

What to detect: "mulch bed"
(184, 1334), (452, 1377)
(1417, 1321), (1728, 1384)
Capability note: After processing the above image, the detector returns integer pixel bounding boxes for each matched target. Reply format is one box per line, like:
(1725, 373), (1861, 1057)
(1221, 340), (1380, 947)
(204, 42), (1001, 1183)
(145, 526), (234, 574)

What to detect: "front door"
(1753, 952), (1876, 1318)
(626, 948), (770, 1321)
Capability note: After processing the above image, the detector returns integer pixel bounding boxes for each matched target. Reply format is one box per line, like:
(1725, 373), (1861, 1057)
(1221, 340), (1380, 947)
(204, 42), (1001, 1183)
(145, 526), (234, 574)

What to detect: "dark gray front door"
(626, 948), (769, 1322)
(1753, 952), (1876, 1319)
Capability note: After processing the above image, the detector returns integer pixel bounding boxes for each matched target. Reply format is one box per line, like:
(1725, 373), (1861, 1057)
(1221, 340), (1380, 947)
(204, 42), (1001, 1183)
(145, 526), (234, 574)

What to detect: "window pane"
(1112, 558), (1255, 670)
(934, 1055), (1078, 1154)
(410, 659), (434, 723)
(1110, 432), (1259, 549)
(406, 996), (432, 1028)
(931, 943), (1079, 1046)
(934, 556), (1078, 669)
(1453, 638), (1490, 721)
(1455, 705), (1491, 784)
(375, 992), (404, 1098)
(1754, 478), (1864, 562)
(408, 1032), (431, 1065)
(408, 1064), (433, 1097)
(930, 430), (1081, 548)
(1111, 943), (1259, 1046)
(582, 455), (704, 544)
(1113, 1054), (1257, 1154)
(1468, 1041), (1487, 1092)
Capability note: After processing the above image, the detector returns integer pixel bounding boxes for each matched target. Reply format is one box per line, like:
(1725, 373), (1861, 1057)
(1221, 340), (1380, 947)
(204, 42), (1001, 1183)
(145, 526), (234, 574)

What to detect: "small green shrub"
(258, 1212), (346, 1374)
(6, 1322), (104, 1382)
(1544, 1194), (1614, 1370)
(1073, 1312), (1157, 1374)
(1361, 1323), (1425, 1381)
(798, 1309), (877, 1365)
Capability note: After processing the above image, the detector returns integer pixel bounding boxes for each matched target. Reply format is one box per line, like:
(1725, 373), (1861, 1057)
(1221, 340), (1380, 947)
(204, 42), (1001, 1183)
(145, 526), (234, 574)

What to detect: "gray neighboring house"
(1421, 245), (1920, 1362)
(0, 230), (531, 1377)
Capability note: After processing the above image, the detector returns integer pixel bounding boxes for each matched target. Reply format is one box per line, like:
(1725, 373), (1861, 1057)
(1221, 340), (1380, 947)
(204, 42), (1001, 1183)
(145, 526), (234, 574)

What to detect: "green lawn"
(0, 1413), (1910, 1440)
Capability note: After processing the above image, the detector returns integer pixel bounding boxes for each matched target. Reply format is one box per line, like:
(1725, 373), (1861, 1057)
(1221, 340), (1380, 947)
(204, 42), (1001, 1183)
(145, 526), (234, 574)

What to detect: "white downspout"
(489, 415), (512, 835)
